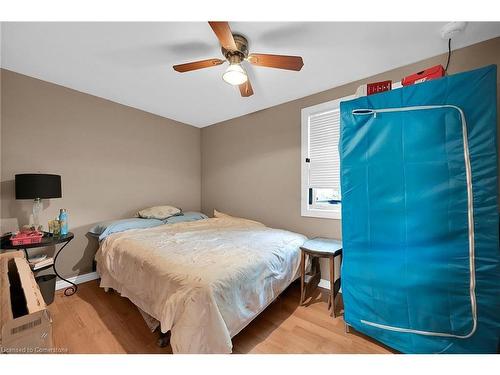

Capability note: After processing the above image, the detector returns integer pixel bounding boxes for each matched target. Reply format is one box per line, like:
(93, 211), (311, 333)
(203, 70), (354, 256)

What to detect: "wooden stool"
(300, 238), (343, 317)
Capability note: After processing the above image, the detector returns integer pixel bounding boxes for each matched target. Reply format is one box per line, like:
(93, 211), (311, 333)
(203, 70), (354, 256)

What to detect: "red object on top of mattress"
(402, 65), (445, 86)
(367, 80), (392, 95)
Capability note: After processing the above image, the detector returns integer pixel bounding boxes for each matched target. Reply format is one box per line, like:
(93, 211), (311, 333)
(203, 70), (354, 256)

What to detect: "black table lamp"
(15, 174), (62, 229)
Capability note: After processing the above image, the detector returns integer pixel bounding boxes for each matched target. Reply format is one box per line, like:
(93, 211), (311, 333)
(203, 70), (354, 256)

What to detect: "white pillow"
(138, 205), (181, 220)
(213, 209), (231, 218)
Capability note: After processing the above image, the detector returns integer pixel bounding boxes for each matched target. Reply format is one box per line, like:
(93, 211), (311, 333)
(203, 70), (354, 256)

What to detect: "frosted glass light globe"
(222, 63), (248, 85)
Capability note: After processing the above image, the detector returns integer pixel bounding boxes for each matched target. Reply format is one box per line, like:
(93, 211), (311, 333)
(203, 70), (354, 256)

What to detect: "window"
(301, 94), (354, 219)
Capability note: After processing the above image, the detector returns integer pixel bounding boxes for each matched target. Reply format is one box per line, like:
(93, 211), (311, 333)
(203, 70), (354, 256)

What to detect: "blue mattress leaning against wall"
(339, 65), (499, 353)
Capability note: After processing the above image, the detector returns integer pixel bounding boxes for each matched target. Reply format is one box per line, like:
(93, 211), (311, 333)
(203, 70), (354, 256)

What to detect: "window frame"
(301, 94), (355, 220)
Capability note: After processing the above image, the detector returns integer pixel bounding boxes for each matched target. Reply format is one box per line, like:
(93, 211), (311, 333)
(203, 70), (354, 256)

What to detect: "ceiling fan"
(173, 22), (304, 97)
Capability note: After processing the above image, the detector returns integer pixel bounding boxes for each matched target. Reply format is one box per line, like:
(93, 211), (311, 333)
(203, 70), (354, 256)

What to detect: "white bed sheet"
(95, 216), (306, 353)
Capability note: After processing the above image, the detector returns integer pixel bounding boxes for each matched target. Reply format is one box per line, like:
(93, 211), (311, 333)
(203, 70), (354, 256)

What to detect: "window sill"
(301, 208), (341, 220)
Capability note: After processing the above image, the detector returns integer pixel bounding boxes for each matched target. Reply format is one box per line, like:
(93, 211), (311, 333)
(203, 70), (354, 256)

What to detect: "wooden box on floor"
(0, 251), (53, 354)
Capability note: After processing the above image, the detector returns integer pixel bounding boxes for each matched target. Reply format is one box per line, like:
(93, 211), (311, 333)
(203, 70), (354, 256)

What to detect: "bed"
(95, 214), (307, 353)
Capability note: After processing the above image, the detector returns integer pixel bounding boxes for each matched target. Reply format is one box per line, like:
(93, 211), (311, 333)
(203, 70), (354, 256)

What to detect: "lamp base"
(33, 198), (42, 230)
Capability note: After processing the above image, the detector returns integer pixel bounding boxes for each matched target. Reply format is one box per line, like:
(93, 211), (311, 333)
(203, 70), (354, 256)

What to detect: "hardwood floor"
(48, 280), (392, 354)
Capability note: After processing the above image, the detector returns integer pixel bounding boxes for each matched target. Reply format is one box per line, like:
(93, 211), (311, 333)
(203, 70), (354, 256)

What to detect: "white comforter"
(95, 216), (306, 353)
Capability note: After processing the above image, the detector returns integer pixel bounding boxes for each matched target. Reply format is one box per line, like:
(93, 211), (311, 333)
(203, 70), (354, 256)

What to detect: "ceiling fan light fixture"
(222, 63), (248, 86)
(173, 22), (304, 97)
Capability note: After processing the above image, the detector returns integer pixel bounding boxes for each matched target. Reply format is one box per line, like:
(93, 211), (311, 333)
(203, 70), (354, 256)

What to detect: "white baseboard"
(318, 278), (330, 289)
(317, 278), (342, 294)
(304, 275), (333, 290)
(55, 273), (332, 292)
(55, 271), (99, 290)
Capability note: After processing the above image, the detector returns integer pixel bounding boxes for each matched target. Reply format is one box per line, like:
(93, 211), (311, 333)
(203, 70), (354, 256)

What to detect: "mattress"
(95, 216), (306, 353)
(340, 65), (499, 353)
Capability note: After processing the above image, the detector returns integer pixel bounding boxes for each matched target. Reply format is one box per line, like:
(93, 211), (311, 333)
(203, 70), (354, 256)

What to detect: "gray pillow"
(137, 205), (181, 220)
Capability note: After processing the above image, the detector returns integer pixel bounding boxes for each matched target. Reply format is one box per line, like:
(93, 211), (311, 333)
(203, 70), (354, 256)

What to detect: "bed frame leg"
(344, 322), (351, 334)
(157, 330), (171, 348)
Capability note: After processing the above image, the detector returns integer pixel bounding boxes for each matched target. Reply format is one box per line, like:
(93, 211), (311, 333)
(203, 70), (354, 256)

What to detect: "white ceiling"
(2, 22), (500, 127)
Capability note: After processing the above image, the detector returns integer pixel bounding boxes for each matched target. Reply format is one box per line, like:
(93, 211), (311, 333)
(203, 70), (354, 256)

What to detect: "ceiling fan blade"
(173, 58), (225, 73)
(208, 21), (237, 51)
(239, 79), (254, 97)
(248, 53), (304, 71)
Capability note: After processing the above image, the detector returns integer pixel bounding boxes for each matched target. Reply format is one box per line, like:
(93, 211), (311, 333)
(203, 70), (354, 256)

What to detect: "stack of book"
(28, 254), (54, 271)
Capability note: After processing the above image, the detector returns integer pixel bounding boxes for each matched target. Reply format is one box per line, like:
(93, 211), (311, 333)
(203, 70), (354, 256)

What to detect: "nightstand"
(300, 237), (342, 317)
(0, 232), (76, 299)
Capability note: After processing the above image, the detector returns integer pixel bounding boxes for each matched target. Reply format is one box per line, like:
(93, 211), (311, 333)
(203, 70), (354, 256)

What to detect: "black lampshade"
(15, 174), (62, 200)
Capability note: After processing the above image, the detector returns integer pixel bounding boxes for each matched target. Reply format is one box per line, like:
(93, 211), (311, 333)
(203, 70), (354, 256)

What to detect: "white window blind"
(302, 94), (353, 219)
(308, 108), (341, 196)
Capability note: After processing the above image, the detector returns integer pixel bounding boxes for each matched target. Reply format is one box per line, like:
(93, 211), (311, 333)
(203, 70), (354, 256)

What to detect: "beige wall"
(201, 37), (500, 280)
(1, 69), (201, 277)
(1, 38), (499, 282)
